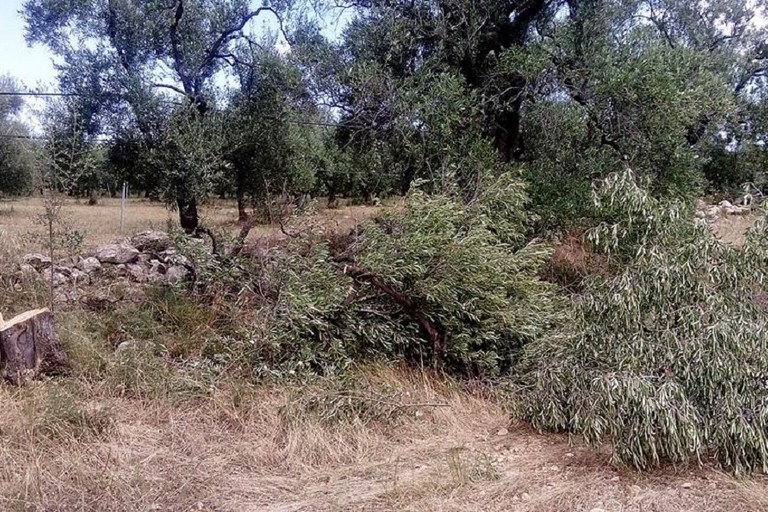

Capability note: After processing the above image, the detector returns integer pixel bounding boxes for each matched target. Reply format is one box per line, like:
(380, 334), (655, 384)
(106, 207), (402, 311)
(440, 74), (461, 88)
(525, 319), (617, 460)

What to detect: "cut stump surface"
(0, 309), (71, 385)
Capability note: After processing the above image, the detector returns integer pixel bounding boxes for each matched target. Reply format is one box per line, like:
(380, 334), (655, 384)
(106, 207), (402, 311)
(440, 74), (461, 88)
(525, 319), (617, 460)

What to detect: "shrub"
(518, 169), (768, 472)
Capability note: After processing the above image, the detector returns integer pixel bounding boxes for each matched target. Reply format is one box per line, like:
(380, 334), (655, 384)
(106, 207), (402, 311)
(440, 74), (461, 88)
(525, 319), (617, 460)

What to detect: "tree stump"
(0, 309), (71, 385)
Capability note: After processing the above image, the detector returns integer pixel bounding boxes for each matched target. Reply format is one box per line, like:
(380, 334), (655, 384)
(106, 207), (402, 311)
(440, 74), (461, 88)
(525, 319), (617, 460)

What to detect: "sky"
(0, 0), (348, 131)
(0, 0), (57, 90)
(0, 0), (349, 91)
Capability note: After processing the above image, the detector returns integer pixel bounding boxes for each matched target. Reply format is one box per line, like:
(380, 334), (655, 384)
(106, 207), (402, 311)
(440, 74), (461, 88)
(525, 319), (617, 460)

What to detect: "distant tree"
(41, 99), (107, 199)
(226, 46), (318, 221)
(0, 74), (35, 196)
(23, 0), (294, 232)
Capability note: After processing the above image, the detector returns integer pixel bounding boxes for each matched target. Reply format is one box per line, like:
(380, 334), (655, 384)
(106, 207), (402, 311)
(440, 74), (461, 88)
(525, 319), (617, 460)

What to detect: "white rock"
(57, 255), (82, 268)
(724, 204), (750, 215)
(54, 265), (73, 278)
(115, 340), (137, 356)
(681, 482), (693, 489)
(69, 268), (90, 285)
(131, 231), (172, 252)
(41, 268), (69, 287)
(165, 265), (189, 284)
(126, 263), (149, 283)
(496, 428), (509, 436)
(96, 243), (140, 264)
(149, 260), (167, 273)
(159, 249), (192, 267)
(18, 263), (38, 277)
(22, 253), (51, 270)
(706, 205), (722, 217)
(78, 257), (102, 273)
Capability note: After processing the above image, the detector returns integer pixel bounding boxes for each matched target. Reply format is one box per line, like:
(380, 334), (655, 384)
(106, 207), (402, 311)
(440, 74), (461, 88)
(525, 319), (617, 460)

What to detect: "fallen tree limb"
(341, 263), (446, 358)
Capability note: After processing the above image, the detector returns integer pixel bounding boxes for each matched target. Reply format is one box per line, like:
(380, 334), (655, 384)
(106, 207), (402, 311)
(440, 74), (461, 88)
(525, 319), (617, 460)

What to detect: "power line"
(0, 91), (80, 97)
(0, 134), (47, 140)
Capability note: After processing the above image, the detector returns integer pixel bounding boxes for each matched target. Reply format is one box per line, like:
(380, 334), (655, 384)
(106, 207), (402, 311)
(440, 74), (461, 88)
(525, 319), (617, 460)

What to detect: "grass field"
(0, 195), (379, 253)
(1, 361), (767, 512)
(1, 195), (767, 511)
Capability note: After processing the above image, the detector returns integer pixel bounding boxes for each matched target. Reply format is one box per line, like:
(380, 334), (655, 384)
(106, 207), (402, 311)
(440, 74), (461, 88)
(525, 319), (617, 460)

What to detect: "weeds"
(1, 382), (114, 444)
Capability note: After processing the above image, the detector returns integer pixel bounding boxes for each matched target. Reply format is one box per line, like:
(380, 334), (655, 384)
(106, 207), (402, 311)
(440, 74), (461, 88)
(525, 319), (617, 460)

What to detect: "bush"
(518, 169), (768, 472)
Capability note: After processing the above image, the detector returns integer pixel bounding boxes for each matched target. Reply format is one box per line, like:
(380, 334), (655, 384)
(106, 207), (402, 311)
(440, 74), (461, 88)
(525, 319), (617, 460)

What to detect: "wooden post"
(120, 182), (127, 234)
(0, 309), (71, 385)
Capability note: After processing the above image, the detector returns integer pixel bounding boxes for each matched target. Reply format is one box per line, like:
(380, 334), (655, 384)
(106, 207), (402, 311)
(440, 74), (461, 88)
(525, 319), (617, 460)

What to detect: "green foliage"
(41, 101), (106, 196)
(148, 107), (227, 209)
(257, 174), (565, 377)
(0, 133), (36, 197)
(256, 242), (358, 377)
(519, 170), (768, 472)
(0, 74), (35, 196)
(519, 8), (736, 228)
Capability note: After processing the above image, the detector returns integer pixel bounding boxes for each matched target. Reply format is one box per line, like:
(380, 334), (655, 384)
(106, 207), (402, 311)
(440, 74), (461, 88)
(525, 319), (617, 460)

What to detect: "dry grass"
(0, 196), (380, 253)
(0, 360), (766, 511)
(711, 212), (759, 246)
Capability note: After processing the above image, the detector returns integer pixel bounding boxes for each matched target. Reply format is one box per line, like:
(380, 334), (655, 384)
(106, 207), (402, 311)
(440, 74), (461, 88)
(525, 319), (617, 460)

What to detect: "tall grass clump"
(519, 168), (768, 472)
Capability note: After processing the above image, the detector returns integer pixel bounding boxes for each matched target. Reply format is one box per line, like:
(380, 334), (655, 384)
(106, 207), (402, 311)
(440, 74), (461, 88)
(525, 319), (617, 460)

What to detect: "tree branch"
(168, 0), (192, 95)
(151, 83), (189, 96)
(735, 66), (768, 94)
(199, 6), (291, 76)
(341, 263), (445, 357)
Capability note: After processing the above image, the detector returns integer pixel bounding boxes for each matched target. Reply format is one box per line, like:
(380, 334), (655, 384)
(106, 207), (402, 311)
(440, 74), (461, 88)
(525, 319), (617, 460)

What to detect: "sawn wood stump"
(0, 309), (71, 385)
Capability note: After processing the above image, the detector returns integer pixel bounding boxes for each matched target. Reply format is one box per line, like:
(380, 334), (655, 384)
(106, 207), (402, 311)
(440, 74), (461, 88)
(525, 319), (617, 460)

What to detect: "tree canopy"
(0, 74), (35, 196)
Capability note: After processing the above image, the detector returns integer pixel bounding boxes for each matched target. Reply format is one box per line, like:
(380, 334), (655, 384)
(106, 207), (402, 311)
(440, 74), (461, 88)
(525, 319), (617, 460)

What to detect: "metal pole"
(120, 182), (127, 234)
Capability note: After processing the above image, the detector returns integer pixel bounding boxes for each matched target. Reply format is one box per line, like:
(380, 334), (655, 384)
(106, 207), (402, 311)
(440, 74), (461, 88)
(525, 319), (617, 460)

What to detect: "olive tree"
(0, 75), (35, 197)
(23, 0), (295, 231)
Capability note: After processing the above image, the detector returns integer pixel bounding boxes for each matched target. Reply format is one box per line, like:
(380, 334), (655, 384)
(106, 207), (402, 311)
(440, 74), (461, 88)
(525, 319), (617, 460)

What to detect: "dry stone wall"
(16, 231), (194, 306)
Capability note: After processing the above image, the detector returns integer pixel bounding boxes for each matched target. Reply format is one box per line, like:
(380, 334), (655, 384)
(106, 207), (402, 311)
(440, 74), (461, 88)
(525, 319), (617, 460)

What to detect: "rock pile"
(695, 199), (752, 223)
(17, 231), (194, 304)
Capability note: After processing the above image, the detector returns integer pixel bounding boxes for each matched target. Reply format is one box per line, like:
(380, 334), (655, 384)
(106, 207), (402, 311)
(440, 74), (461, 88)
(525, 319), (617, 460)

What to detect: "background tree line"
(0, 0), (763, 234)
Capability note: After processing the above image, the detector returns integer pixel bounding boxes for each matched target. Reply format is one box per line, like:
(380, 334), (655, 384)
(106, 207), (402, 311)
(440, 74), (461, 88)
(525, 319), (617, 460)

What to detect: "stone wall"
(16, 231), (194, 306)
